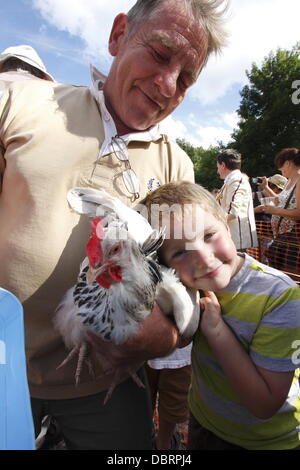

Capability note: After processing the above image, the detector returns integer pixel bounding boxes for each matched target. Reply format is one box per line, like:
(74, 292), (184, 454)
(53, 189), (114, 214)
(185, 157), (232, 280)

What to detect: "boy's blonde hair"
(140, 181), (228, 228)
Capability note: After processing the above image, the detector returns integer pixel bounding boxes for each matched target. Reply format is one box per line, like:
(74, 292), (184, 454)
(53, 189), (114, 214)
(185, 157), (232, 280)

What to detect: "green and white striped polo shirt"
(189, 254), (300, 450)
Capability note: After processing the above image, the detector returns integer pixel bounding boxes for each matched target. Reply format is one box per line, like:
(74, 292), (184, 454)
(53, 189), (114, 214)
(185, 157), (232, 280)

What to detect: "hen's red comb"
(86, 217), (104, 267)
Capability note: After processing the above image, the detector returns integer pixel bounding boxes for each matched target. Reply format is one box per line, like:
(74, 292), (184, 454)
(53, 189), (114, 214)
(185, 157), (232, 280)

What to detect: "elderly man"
(0, 0), (228, 449)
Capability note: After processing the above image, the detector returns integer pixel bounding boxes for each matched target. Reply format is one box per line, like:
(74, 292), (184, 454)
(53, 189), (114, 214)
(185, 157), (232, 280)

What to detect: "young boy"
(142, 181), (300, 450)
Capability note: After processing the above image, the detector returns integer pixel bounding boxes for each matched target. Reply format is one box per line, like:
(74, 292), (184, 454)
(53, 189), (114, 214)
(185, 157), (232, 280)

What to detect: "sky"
(0, 0), (299, 148)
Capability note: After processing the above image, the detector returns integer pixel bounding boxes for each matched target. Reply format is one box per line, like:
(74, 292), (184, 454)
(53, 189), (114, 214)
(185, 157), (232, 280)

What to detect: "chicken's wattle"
(96, 265), (122, 289)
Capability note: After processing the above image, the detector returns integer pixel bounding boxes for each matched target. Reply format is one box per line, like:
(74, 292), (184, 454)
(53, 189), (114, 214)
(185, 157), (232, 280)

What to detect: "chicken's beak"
(86, 264), (107, 284)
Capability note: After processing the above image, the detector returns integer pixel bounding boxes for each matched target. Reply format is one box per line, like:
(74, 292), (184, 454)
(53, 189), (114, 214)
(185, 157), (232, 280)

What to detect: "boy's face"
(160, 209), (242, 292)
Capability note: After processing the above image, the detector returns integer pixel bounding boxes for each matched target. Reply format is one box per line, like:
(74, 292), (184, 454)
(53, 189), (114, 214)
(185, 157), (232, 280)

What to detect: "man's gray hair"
(126, 0), (229, 61)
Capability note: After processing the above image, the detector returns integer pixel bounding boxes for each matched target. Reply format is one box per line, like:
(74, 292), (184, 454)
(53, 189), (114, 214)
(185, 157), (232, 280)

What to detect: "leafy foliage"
(176, 139), (224, 191)
(232, 43), (300, 177)
(176, 44), (299, 188)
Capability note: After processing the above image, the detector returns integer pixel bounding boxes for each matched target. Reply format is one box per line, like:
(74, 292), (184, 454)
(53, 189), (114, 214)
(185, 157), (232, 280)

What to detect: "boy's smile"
(160, 209), (244, 292)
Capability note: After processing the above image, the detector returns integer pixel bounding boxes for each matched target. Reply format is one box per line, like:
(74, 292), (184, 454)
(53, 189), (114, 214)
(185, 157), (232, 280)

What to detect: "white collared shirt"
(89, 64), (163, 159)
(223, 168), (242, 184)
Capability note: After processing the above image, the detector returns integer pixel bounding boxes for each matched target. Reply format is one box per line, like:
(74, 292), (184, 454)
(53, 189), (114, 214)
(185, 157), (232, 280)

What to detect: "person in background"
(0, 0), (228, 450)
(255, 148), (300, 273)
(142, 181), (300, 450)
(0, 44), (54, 82)
(216, 149), (258, 250)
(252, 174), (287, 263)
(253, 174), (287, 210)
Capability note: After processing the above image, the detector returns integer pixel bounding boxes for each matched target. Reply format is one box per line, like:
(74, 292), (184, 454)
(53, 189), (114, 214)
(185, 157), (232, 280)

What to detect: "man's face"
(217, 161), (226, 180)
(103, 4), (208, 134)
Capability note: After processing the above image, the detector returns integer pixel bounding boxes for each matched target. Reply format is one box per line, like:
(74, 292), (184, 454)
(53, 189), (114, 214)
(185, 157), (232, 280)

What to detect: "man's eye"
(152, 48), (169, 63)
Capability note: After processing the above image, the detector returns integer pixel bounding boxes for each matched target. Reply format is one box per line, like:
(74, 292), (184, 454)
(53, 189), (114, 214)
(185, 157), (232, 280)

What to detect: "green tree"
(177, 139), (223, 191)
(195, 147), (222, 191)
(232, 43), (300, 177)
(176, 138), (202, 182)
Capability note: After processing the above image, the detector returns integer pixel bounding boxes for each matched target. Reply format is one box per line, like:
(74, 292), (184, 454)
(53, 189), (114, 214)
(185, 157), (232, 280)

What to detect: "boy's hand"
(199, 290), (224, 338)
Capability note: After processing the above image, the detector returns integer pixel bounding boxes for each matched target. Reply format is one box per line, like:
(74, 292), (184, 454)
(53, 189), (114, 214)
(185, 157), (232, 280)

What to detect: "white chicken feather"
(55, 187), (200, 403)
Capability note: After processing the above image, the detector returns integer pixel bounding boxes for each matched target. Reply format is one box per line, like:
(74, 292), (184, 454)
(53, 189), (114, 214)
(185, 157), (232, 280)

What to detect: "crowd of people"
(215, 148), (258, 251)
(0, 0), (300, 452)
(213, 147), (300, 276)
(254, 148), (300, 274)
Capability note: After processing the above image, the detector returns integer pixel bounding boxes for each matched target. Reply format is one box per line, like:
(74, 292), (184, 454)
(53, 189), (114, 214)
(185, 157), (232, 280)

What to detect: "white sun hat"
(268, 174), (288, 190)
(0, 45), (54, 81)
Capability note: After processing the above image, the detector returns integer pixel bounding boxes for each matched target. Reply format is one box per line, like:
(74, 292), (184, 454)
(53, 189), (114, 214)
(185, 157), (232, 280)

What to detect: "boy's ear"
(108, 13), (129, 57)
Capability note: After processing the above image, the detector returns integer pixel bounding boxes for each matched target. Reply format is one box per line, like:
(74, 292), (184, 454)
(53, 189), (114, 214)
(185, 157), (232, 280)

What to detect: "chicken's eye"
(109, 243), (122, 257)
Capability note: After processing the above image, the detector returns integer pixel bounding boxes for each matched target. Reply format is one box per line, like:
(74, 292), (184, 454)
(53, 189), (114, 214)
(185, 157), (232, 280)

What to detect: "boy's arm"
(200, 291), (295, 420)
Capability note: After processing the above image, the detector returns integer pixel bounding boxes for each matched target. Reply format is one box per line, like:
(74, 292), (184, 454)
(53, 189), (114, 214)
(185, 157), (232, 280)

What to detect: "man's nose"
(154, 66), (180, 98)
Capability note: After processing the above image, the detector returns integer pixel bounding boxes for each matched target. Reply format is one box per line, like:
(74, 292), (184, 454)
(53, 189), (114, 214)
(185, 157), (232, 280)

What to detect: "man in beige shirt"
(0, 0), (228, 449)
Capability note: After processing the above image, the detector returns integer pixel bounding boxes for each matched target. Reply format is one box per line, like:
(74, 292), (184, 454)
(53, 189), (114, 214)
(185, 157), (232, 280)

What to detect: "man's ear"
(108, 13), (129, 57)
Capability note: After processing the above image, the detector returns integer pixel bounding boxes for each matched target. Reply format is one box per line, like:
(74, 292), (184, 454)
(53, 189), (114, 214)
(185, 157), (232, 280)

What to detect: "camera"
(251, 177), (261, 184)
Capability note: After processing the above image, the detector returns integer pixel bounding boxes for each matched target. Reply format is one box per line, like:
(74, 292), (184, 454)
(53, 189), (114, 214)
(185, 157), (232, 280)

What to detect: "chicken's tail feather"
(54, 287), (85, 349)
(141, 229), (165, 256)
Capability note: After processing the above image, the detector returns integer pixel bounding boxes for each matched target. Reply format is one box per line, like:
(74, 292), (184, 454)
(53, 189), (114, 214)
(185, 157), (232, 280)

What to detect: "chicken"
(54, 187), (200, 403)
